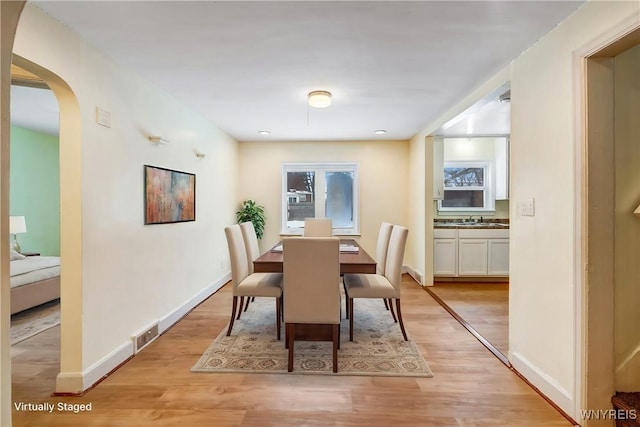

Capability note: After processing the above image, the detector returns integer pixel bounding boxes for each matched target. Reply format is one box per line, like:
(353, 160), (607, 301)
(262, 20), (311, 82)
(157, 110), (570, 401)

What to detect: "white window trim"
(281, 162), (359, 235)
(437, 160), (495, 213)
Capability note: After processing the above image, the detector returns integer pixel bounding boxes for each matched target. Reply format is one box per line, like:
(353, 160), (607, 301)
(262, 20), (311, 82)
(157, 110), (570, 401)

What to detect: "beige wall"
(11, 4), (239, 393)
(1, 2), (27, 424)
(614, 43), (640, 392)
(237, 140), (411, 269)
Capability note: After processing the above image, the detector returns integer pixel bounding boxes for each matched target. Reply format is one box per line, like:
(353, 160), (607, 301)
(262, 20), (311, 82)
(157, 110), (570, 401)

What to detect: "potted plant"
(236, 200), (266, 239)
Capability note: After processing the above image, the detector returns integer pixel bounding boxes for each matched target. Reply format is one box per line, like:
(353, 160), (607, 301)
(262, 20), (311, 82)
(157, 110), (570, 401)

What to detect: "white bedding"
(10, 256), (60, 289)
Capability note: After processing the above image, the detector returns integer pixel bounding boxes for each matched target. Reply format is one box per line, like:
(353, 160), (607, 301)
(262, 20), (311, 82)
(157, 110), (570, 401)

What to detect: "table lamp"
(9, 216), (27, 253)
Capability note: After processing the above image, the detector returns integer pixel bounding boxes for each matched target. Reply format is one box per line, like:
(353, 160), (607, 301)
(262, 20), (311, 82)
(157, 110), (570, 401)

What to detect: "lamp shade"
(9, 216), (26, 234)
(308, 91), (332, 108)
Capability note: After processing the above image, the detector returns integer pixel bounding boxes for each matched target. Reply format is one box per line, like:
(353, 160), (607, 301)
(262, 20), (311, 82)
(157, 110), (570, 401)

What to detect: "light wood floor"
(429, 282), (509, 356)
(11, 275), (573, 426)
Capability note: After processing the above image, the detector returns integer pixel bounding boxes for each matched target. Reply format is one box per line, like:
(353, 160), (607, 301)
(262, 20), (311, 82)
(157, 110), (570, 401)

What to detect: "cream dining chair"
(239, 221), (272, 312)
(303, 218), (332, 237)
(343, 225), (409, 341)
(224, 224), (283, 339)
(283, 237), (341, 372)
(375, 222), (395, 316)
(344, 221), (394, 319)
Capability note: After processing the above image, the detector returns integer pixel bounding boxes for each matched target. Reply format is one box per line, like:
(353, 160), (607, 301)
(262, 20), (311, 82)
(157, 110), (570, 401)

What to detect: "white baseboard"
(403, 265), (424, 285)
(62, 272), (231, 394)
(159, 272), (230, 333)
(510, 351), (574, 417)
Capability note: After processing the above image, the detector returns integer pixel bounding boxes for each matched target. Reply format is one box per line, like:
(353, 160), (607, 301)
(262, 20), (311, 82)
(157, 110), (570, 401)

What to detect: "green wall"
(10, 125), (60, 256)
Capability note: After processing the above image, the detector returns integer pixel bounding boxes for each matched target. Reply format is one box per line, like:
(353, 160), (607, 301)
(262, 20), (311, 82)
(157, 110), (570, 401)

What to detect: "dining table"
(253, 238), (376, 274)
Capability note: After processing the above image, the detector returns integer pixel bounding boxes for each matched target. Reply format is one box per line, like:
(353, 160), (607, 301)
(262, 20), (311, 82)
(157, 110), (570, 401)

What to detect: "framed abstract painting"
(144, 165), (195, 224)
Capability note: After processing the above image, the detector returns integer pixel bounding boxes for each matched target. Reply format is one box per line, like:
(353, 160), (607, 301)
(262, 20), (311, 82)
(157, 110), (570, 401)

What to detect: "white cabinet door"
(434, 238), (457, 275)
(433, 137), (444, 199)
(495, 137), (509, 200)
(488, 239), (509, 276)
(458, 239), (488, 276)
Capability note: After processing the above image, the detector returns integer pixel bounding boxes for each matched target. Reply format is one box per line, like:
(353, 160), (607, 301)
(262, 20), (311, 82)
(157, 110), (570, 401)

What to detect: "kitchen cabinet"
(433, 136), (444, 199)
(458, 239), (488, 275)
(495, 137), (509, 200)
(488, 239), (510, 275)
(433, 229), (456, 275)
(434, 227), (509, 277)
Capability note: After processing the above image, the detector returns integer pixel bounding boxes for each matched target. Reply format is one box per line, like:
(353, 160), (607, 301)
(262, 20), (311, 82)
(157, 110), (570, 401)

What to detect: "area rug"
(10, 299), (60, 345)
(192, 297), (433, 377)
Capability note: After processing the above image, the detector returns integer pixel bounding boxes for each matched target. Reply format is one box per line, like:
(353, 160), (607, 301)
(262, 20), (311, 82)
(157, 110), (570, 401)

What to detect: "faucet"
(468, 215), (484, 223)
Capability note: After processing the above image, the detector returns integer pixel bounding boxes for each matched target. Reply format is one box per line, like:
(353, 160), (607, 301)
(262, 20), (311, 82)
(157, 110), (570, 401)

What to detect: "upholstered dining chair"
(303, 218), (332, 237)
(344, 221), (394, 319)
(224, 224), (282, 339)
(343, 225), (409, 341)
(375, 222), (395, 316)
(283, 237), (341, 373)
(239, 221), (270, 312)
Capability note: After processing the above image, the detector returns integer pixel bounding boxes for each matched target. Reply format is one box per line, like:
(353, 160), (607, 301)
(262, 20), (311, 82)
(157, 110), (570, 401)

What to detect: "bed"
(10, 249), (60, 315)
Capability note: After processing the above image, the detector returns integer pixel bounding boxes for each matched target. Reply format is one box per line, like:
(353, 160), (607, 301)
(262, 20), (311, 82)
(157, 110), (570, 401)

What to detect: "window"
(282, 163), (359, 234)
(438, 161), (494, 212)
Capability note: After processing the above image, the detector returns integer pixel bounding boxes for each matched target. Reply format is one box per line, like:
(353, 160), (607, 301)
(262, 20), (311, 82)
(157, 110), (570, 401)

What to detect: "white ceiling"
(17, 1), (583, 141)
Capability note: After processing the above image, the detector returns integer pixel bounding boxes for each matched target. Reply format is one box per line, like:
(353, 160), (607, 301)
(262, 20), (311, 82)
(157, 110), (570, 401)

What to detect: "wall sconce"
(148, 136), (169, 145)
(634, 205), (640, 217)
(9, 215), (27, 253)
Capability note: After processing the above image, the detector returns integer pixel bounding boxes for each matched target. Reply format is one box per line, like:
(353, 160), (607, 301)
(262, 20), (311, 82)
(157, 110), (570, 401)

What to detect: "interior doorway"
(428, 83), (512, 364)
(8, 53), (84, 396)
(8, 62), (61, 397)
(579, 23), (640, 423)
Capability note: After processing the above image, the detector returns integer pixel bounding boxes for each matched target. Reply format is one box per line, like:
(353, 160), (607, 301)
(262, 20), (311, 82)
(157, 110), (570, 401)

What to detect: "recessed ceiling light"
(374, 129), (387, 135)
(257, 130), (271, 136)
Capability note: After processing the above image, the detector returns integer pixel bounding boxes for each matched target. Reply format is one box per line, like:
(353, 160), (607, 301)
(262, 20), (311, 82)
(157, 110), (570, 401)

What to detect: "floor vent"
(133, 323), (159, 353)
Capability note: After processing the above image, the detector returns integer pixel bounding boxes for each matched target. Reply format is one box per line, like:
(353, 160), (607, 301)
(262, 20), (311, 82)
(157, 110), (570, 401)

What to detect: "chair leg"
(343, 282), (349, 319)
(226, 296), (238, 336)
(388, 298), (398, 323)
(332, 324), (339, 373)
(395, 298), (408, 341)
(243, 296), (251, 312)
(276, 297), (281, 341)
(287, 323), (295, 372)
(349, 297), (354, 342)
(236, 296), (244, 320)
(383, 298), (389, 310)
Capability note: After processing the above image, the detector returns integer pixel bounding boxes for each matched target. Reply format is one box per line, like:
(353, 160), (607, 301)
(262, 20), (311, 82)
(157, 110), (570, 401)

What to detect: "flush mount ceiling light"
(308, 90), (332, 108)
(374, 129), (387, 135)
(257, 130), (271, 136)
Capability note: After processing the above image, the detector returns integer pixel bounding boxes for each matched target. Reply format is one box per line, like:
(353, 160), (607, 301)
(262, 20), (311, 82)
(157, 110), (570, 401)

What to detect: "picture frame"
(144, 165), (196, 225)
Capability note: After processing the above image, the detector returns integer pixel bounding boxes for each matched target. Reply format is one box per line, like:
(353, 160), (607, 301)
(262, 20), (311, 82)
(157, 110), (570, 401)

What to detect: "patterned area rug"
(192, 297), (433, 377)
(10, 299), (60, 345)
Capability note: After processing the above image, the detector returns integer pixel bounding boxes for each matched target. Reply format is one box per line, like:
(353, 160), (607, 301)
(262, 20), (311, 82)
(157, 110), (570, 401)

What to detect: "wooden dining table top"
(253, 238), (376, 274)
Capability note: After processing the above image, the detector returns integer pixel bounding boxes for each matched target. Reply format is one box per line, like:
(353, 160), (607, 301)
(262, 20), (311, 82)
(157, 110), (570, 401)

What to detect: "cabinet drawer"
(434, 229), (457, 238)
(457, 229), (509, 239)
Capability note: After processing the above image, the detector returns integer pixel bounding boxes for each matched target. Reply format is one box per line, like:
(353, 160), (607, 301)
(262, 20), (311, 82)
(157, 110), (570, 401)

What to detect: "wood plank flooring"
(428, 282), (509, 356)
(10, 275), (573, 426)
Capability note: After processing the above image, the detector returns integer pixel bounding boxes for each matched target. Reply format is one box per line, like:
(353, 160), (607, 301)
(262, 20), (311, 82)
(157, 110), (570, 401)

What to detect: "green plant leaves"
(236, 199), (266, 239)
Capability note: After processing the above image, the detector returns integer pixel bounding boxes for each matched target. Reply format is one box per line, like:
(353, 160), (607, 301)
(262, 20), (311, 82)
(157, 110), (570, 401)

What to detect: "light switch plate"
(96, 107), (111, 128)
(520, 198), (535, 216)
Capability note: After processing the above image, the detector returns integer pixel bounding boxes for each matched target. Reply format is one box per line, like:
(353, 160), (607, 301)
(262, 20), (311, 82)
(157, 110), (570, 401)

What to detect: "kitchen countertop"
(434, 219), (509, 229)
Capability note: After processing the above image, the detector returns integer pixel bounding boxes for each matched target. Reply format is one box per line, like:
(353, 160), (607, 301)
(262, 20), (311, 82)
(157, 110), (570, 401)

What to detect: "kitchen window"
(282, 163), (359, 234)
(438, 161), (495, 212)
